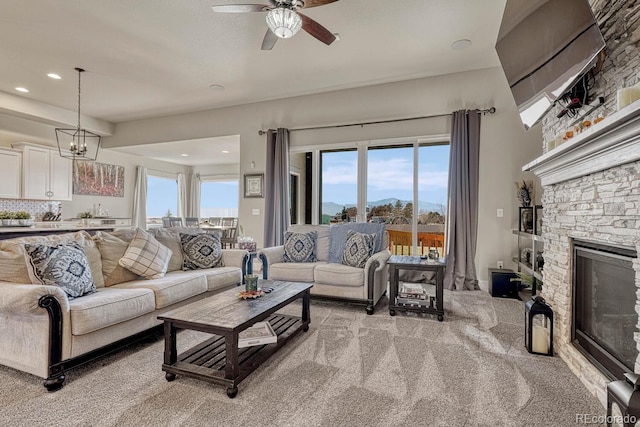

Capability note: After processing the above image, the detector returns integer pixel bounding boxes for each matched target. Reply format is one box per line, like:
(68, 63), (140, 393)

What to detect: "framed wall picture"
(244, 173), (264, 198)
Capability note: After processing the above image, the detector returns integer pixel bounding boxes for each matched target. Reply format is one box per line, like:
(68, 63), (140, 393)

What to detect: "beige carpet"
(0, 291), (606, 427)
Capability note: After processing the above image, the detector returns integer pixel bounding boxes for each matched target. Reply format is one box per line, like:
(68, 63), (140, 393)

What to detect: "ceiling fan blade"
(261, 29), (278, 50)
(298, 12), (336, 45)
(211, 4), (271, 13)
(302, 0), (339, 8)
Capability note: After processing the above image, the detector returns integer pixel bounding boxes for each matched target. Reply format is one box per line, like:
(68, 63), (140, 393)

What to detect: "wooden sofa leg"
(39, 295), (65, 392)
(366, 304), (374, 315)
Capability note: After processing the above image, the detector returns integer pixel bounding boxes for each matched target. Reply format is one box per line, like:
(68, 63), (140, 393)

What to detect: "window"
(200, 179), (239, 218)
(146, 174), (178, 227)
(320, 149), (357, 224)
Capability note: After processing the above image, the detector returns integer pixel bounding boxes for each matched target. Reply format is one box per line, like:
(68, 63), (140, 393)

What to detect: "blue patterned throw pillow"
(283, 231), (317, 263)
(24, 242), (96, 299)
(180, 233), (224, 270)
(342, 230), (376, 268)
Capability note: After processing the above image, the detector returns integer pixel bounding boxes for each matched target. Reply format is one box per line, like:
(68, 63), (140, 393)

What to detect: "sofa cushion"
(283, 231), (317, 263)
(111, 270), (207, 309)
(180, 233), (224, 270)
(119, 228), (172, 279)
(24, 242), (96, 299)
(269, 261), (324, 283)
(328, 223), (385, 263)
(0, 231), (104, 288)
(69, 287), (156, 335)
(93, 230), (140, 286)
(150, 227), (204, 272)
(201, 267), (242, 292)
(314, 262), (364, 287)
(288, 225), (330, 262)
(342, 230), (376, 268)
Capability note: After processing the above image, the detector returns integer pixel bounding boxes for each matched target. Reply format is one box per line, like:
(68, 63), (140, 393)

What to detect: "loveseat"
(259, 224), (390, 314)
(0, 227), (247, 391)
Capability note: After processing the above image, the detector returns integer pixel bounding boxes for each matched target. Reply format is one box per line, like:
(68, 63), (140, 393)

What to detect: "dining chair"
(169, 217), (183, 227)
(208, 217), (222, 227)
(184, 217), (200, 227)
(221, 225), (238, 249)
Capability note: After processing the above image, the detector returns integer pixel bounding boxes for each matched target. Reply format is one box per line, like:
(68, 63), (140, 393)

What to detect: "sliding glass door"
(318, 139), (448, 255)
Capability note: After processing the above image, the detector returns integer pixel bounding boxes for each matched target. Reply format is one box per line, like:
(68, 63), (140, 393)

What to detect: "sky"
(146, 177), (238, 217)
(321, 144), (449, 209)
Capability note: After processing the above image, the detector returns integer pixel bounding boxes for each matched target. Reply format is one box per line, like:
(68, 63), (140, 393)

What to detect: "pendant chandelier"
(55, 67), (101, 161)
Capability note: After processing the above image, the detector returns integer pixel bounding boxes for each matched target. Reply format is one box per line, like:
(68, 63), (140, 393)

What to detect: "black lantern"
(525, 296), (554, 356)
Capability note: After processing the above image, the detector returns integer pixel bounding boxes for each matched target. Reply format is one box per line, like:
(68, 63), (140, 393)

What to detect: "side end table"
(388, 255), (445, 321)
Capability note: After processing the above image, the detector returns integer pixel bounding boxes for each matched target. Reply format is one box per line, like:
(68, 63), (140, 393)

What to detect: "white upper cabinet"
(12, 143), (73, 201)
(0, 147), (22, 199)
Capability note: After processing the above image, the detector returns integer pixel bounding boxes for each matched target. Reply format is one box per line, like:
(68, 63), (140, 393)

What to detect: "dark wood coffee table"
(158, 280), (312, 398)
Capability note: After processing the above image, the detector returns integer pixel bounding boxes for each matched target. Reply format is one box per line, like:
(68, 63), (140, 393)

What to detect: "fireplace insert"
(572, 240), (638, 381)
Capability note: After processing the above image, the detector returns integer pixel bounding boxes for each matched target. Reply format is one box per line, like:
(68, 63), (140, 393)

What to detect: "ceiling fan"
(212, 0), (338, 50)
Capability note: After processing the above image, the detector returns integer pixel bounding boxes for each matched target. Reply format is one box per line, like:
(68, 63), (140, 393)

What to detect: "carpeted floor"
(0, 290), (606, 427)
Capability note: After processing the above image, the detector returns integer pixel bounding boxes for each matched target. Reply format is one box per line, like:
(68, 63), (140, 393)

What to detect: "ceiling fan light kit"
(266, 7), (302, 39)
(212, 0), (338, 49)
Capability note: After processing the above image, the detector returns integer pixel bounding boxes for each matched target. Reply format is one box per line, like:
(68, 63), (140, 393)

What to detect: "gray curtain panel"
(264, 128), (291, 247)
(444, 110), (481, 291)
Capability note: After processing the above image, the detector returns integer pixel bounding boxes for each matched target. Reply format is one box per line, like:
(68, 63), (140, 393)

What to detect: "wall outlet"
(497, 208), (504, 218)
(497, 260), (504, 269)
(252, 208), (260, 216)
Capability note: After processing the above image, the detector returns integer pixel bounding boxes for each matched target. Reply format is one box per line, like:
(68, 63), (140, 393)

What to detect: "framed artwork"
(244, 173), (264, 198)
(73, 160), (125, 197)
(519, 206), (534, 233)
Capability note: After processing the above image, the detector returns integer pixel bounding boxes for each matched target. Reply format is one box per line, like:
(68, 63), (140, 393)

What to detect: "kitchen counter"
(0, 222), (132, 240)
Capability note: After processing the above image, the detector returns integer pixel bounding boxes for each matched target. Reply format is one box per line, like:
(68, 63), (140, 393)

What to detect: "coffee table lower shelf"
(162, 314), (305, 397)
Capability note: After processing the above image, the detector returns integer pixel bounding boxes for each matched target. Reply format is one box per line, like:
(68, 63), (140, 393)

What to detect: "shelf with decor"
(512, 205), (544, 300)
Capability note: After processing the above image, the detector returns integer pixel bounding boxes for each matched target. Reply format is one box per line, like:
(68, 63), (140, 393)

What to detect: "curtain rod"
(258, 107), (496, 135)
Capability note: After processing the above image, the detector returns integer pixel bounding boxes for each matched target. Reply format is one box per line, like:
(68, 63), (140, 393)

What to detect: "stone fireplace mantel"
(523, 101), (640, 184)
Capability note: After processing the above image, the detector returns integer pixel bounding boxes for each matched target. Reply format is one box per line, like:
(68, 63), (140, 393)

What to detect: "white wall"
(1, 67), (543, 283)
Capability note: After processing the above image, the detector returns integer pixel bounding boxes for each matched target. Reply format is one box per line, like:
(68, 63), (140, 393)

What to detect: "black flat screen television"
(496, 0), (605, 130)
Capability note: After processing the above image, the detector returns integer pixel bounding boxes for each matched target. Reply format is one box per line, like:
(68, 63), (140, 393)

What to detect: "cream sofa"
(259, 224), (390, 315)
(0, 227), (247, 391)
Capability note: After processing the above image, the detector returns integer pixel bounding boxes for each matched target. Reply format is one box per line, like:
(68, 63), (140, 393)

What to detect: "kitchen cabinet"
(12, 143), (72, 201)
(0, 147), (22, 199)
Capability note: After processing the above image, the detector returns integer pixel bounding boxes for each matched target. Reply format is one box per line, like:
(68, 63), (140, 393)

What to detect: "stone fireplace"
(526, 103), (640, 405)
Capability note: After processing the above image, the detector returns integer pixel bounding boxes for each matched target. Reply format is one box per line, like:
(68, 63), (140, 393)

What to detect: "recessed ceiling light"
(15, 87), (29, 93)
(180, 153), (189, 157)
(47, 73), (62, 80)
(222, 150), (230, 154)
(451, 39), (472, 50)
(209, 84), (225, 90)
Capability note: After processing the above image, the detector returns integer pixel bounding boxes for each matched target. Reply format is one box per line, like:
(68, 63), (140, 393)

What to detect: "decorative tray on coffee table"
(238, 289), (265, 300)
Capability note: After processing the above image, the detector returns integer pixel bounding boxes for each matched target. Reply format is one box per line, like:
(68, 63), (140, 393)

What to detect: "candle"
(532, 325), (549, 353)
(617, 83), (640, 110)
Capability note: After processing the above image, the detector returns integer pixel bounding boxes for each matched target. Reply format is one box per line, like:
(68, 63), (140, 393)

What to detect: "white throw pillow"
(119, 228), (172, 279)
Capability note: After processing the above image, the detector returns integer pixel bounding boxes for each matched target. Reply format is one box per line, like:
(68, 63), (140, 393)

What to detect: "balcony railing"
(386, 225), (445, 256)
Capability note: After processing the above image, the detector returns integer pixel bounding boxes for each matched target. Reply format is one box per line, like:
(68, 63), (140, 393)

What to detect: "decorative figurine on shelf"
(515, 180), (534, 207)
